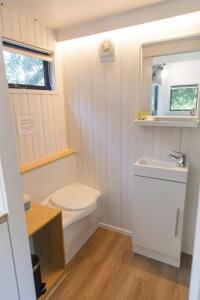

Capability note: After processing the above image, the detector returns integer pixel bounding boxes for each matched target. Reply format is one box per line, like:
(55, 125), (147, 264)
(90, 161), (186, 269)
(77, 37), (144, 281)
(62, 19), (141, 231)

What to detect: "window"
(152, 84), (158, 115)
(170, 85), (199, 111)
(3, 41), (54, 90)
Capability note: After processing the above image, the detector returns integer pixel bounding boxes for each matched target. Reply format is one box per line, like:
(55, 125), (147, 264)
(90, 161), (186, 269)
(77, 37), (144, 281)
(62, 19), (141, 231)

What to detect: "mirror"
(141, 36), (200, 121)
(151, 52), (200, 116)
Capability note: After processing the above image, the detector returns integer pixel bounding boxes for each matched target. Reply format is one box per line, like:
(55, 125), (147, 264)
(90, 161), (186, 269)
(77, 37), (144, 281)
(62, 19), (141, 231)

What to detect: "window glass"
(2, 41), (53, 90)
(170, 85), (199, 111)
(4, 50), (46, 87)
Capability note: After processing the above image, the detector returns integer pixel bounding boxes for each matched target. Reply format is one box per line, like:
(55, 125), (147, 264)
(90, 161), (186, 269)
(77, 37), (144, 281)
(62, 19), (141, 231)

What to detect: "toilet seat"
(48, 183), (101, 211)
(43, 183), (101, 228)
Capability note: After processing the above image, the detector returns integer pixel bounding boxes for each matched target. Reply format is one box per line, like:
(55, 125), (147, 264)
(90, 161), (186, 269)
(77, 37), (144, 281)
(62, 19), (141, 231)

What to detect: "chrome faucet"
(169, 151), (186, 167)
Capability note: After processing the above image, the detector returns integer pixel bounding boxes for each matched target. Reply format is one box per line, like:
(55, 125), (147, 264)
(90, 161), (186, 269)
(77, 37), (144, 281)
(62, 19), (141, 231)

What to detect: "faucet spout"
(169, 151), (186, 167)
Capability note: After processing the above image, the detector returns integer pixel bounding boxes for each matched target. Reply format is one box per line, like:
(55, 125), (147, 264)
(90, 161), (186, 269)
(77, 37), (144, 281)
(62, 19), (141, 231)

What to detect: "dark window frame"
(3, 41), (52, 91)
(170, 84), (199, 112)
(153, 85), (158, 111)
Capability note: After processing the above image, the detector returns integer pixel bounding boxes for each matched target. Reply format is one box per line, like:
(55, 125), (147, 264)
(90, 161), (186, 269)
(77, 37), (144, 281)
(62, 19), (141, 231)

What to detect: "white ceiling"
(4, 0), (167, 30)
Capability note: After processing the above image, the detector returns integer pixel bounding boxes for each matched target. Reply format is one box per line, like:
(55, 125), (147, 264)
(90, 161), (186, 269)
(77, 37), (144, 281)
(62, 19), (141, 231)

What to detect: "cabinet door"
(133, 176), (185, 258)
(0, 222), (19, 300)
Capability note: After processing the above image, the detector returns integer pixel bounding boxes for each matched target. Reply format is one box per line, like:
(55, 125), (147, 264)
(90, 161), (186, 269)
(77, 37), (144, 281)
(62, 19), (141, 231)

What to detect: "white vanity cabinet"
(0, 218), (19, 300)
(133, 157), (188, 267)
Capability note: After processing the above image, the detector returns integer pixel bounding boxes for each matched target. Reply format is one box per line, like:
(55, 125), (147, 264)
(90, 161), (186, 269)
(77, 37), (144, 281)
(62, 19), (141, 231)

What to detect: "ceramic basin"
(134, 157), (188, 183)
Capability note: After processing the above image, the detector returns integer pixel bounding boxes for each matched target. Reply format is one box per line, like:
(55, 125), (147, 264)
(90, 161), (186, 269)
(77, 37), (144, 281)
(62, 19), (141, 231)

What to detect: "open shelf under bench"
(26, 204), (66, 299)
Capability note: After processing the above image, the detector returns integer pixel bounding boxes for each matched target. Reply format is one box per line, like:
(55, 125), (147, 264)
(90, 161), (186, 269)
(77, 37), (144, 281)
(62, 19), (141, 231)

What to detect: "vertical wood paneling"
(40, 94), (53, 156)
(118, 40), (129, 229)
(47, 28), (55, 50)
(1, 5), (11, 37)
(0, 4), (67, 165)
(40, 25), (48, 48)
(11, 94), (28, 164)
(61, 34), (200, 254)
(63, 49), (83, 181)
(77, 48), (92, 185)
(20, 94), (35, 162)
(106, 43), (121, 227)
(18, 14), (28, 42)
(47, 95), (57, 154)
(27, 94), (41, 160)
(26, 17), (36, 45)
(34, 95), (46, 158)
(10, 9), (20, 40)
(105, 63), (114, 226)
(1, 4), (53, 50)
(34, 20), (42, 46)
(91, 44), (108, 223)
(10, 92), (69, 164)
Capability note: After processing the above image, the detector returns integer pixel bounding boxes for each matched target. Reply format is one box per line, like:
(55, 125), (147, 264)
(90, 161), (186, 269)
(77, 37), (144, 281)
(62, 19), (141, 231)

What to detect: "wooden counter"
(26, 203), (66, 299)
(26, 203), (61, 236)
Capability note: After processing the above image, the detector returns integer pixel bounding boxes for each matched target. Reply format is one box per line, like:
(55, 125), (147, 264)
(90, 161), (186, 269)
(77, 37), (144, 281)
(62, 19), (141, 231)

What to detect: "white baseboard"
(134, 244), (180, 267)
(182, 244), (193, 255)
(99, 223), (132, 236)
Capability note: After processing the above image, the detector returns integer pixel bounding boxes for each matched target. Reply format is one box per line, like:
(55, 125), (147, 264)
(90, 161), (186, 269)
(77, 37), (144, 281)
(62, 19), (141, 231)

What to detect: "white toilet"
(43, 183), (101, 262)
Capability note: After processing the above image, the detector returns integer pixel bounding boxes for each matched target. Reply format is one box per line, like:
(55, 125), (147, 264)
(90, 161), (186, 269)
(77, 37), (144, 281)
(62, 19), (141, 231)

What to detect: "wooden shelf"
(134, 119), (199, 128)
(20, 148), (76, 174)
(26, 203), (66, 298)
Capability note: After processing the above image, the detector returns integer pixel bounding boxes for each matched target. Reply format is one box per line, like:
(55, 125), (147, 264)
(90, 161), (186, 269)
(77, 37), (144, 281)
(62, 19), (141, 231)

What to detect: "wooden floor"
(48, 228), (192, 300)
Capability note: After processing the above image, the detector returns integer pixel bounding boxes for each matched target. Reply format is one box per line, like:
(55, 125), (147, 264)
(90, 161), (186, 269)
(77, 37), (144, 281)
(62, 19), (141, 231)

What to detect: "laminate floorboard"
(48, 228), (191, 300)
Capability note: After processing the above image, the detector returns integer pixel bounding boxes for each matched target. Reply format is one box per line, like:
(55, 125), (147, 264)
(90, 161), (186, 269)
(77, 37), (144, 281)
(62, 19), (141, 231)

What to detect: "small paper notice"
(17, 116), (38, 136)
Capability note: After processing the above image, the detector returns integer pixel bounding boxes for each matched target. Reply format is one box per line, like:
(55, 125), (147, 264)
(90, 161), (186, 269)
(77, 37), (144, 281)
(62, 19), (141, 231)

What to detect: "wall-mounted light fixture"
(99, 39), (115, 63)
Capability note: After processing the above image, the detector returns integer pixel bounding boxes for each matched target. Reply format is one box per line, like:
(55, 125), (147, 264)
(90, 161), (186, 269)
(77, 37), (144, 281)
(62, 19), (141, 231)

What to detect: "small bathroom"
(0, 1), (200, 300)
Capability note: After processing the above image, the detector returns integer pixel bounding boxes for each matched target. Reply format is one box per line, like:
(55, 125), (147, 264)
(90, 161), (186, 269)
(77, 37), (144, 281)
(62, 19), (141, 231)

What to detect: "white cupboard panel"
(0, 222), (19, 300)
(133, 176), (186, 265)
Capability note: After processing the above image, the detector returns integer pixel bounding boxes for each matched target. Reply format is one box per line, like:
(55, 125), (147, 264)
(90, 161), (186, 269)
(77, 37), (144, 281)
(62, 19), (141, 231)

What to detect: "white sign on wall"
(17, 116), (38, 136)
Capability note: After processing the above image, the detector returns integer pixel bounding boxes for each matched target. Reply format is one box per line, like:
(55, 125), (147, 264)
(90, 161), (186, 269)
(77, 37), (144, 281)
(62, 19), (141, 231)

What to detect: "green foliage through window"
(170, 85), (199, 111)
(4, 51), (45, 87)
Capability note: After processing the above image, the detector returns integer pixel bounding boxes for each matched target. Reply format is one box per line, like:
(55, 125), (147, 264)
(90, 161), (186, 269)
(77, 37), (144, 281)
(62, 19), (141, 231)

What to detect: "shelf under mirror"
(134, 116), (199, 128)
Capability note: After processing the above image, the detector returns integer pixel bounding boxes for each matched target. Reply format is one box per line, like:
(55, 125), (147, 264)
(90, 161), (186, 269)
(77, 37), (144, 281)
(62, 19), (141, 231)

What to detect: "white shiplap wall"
(0, 4), (55, 50)
(10, 93), (67, 164)
(0, 4), (67, 165)
(60, 14), (200, 254)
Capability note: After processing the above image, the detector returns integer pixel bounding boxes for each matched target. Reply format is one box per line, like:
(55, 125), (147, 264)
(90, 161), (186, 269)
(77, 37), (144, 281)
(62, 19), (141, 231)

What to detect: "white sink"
(134, 157), (188, 183)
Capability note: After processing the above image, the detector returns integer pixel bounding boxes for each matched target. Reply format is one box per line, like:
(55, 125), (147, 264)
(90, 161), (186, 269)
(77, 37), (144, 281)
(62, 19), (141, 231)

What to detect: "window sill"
(134, 116), (199, 128)
(8, 88), (59, 95)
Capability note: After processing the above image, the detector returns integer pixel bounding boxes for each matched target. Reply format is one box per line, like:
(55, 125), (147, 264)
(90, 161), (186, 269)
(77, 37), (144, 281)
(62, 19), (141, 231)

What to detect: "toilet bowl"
(42, 183), (101, 262)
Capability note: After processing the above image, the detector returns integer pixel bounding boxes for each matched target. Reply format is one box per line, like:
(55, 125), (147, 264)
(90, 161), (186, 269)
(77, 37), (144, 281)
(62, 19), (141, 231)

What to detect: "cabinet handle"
(174, 208), (180, 237)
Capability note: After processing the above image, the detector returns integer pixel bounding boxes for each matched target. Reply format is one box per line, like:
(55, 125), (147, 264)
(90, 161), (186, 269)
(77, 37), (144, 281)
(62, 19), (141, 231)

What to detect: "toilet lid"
(50, 184), (100, 211)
